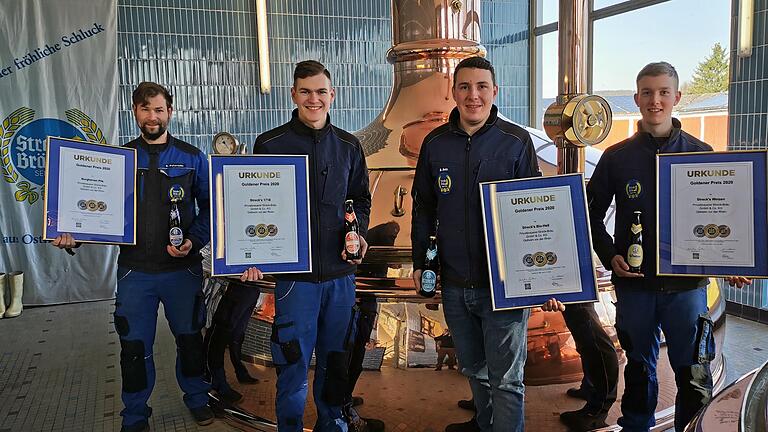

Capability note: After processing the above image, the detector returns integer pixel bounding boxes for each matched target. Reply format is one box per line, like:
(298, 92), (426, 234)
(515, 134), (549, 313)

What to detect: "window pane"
(593, 0), (629, 10)
(592, 0), (731, 151)
(536, 0), (559, 26)
(534, 31), (558, 129)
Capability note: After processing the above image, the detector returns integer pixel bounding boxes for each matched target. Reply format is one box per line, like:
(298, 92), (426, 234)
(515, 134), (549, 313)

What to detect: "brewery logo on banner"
(1, 107), (108, 205)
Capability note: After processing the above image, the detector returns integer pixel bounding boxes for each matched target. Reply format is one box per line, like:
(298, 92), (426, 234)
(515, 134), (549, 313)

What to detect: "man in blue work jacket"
(242, 60), (372, 432)
(53, 82), (213, 432)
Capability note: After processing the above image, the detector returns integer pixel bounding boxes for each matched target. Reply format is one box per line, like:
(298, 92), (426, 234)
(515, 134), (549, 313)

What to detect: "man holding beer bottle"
(587, 61), (749, 432)
(242, 60), (371, 432)
(52, 82), (214, 432)
(411, 56), (564, 432)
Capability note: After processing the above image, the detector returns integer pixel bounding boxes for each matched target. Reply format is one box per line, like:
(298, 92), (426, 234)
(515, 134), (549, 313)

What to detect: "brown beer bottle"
(419, 235), (438, 297)
(627, 211), (643, 273)
(344, 199), (362, 260)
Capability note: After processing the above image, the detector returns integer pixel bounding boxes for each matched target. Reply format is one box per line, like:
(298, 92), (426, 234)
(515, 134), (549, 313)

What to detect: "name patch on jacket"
(625, 179), (642, 199)
(437, 168), (452, 194)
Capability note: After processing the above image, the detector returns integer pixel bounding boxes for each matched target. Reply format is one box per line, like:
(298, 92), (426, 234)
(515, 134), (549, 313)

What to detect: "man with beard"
(52, 82), (214, 432)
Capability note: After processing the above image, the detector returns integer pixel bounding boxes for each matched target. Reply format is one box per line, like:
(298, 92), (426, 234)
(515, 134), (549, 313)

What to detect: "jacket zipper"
(146, 151), (159, 258)
(464, 136), (473, 288)
(312, 132), (323, 283)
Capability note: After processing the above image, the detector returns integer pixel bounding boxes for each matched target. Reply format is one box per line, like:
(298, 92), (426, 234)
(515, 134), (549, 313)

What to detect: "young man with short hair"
(411, 56), (563, 432)
(587, 62), (748, 431)
(244, 60), (372, 432)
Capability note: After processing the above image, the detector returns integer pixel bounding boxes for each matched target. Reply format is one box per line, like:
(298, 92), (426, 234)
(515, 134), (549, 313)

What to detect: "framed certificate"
(209, 155), (311, 276)
(42, 136), (137, 244)
(480, 173), (598, 310)
(657, 150), (768, 278)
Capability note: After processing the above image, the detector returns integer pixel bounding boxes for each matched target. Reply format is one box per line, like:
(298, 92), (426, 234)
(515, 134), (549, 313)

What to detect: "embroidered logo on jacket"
(437, 168), (452, 194)
(625, 179), (642, 199)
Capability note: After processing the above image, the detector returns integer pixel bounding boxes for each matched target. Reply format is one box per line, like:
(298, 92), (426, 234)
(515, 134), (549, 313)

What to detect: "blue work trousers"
(114, 265), (210, 428)
(615, 286), (714, 432)
(271, 275), (357, 432)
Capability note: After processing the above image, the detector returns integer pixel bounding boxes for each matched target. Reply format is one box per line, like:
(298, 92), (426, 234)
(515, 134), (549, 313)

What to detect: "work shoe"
(565, 386), (590, 401)
(190, 405), (215, 426)
(346, 405), (386, 432)
(457, 399), (476, 412)
(235, 370), (259, 384)
(445, 418), (481, 432)
(559, 405), (609, 431)
(349, 416), (386, 432)
(120, 406), (153, 432)
(120, 421), (149, 432)
(217, 387), (243, 404)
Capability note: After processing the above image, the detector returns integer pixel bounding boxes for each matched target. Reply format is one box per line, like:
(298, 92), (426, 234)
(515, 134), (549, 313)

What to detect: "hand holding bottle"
(611, 255), (643, 278)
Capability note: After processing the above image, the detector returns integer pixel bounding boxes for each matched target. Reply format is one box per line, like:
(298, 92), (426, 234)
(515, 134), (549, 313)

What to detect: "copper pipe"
(557, 0), (590, 174)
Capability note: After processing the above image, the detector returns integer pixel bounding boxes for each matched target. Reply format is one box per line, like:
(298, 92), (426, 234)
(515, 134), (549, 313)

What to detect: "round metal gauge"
(543, 94), (612, 147)
(567, 95), (612, 145)
(212, 132), (240, 155)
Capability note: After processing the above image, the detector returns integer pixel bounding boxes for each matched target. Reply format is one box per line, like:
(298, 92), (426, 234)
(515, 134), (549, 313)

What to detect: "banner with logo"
(0, 0), (118, 304)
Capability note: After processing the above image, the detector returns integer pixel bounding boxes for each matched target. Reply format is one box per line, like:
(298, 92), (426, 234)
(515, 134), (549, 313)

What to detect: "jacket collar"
(135, 133), (173, 153)
(448, 105), (499, 137)
(289, 108), (333, 140)
(636, 118), (682, 148)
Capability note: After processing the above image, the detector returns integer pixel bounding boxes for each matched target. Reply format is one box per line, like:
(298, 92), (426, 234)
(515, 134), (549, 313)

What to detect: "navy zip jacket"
(587, 118), (711, 291)
(411, 106), (541, 289)
(253, 109), (371, 283)
(118, 135), (210, 272)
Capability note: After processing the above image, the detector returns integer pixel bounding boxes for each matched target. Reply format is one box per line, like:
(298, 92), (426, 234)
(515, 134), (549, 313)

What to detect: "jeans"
(614, 287), (713, 432)
(442, 285), (530, 432)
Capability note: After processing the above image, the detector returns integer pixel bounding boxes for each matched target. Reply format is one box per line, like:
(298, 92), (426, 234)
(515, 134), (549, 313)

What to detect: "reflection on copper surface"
(254, 291), (274, 323)
(357, 0), (484, 169)
(399, 111), (449, 163)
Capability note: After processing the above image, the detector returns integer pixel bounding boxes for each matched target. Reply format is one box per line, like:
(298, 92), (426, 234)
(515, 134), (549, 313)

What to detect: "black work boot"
(559, 405), (609, 431)
(445, 417), (481, 432)
(457, 399), (476, 412)
(346, 405), (386, 432)
(565, 386), (591, 401)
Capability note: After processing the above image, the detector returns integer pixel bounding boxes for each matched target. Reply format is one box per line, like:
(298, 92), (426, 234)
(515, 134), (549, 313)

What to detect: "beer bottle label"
(631, 223), (642, 235)
(426, 248), (437, 260)
(345, 231), (361, 254)
(170, 227), (184, 247)
(421, 270), (437, 292)
(345, 212), (356, 222)
(627, 244), (643, 268)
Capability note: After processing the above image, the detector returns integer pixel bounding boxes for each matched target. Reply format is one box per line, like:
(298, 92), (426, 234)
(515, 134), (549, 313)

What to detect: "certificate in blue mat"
(657, 150), (768, 278)
(210, 154), (311, 276)
(43, 136), (137, 244)
(480, 173), (598, 310)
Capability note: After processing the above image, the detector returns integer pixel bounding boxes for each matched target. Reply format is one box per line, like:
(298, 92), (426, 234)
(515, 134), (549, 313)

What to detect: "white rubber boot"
(4, 271), (23, 318)
(0, 272), (6, 318)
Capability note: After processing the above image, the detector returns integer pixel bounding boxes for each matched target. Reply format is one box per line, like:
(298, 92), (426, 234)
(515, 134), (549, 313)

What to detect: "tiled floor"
(1, 300), (766, 432)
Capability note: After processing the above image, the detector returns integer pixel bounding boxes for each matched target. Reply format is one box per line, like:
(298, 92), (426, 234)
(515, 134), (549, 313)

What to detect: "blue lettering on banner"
(2, 234), (44, 245)
(11, 119), (86, 186)
(1, 23), (106, 81)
